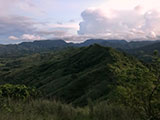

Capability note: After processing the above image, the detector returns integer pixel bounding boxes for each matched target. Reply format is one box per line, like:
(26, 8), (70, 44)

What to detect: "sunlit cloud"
(8, 36), (19, 40)
(78, 0), (160, 40)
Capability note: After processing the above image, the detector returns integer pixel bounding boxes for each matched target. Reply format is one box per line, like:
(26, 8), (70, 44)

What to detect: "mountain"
(128, 42), (160, 55)
(76, 39), (128, 48)
(19, 39), (71, 49)
(75, 39), (159, 49)
(126, 40), (159, 49)
(126, 42), (160, 62)
(0, 40), (72, 58)
(0, 44), (154, 105)
(0, 39), (159, 58)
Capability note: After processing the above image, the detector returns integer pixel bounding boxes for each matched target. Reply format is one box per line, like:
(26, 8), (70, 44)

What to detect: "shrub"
(0, 84), (40, 100)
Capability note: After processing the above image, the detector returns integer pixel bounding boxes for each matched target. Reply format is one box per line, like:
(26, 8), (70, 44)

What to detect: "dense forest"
(0, 39), (160, 120)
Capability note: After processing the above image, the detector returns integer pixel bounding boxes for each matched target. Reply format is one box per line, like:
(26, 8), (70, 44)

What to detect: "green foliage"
(0, 84), (40, 100)
(109, 51), (160, 120)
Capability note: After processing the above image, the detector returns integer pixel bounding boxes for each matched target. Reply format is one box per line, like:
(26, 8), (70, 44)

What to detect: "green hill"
(0, 44), (156, 106)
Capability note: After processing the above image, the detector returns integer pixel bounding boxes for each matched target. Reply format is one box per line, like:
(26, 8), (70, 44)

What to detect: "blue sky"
(0, 0), (160, 44)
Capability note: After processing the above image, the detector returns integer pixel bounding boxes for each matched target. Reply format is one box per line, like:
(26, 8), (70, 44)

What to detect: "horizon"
(1, 0), (160, 44)
(1, 38), (160, 45)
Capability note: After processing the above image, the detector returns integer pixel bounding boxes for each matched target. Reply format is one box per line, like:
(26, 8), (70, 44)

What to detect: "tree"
(0, 84), (40, 100)
(110, 55), (160, 119)
(147, 50), (160, 119)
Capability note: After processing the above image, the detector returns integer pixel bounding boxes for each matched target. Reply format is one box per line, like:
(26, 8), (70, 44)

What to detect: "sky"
(1, 0), (160, 44)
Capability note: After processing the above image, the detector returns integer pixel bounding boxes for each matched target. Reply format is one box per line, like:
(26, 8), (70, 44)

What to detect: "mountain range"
(0, 39), (160, 58)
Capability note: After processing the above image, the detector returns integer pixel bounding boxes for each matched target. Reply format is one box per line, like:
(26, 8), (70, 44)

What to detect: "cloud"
(63, 35), (98, 43)
(0, 15), (42, 43)
(0, 0), (45, 17)
(8, 36), (19, 40)
(0, 0), (18, 15)
(37, 30), (67, 36)
(2, 0), (160, 44)
(34, 22), (79, 38)
(78, 2), (160, 40)
(0, 16), (78, 44)
(21, 34), (43, 41)
(0, 16), (36, 36)
(0, 15), (77, 43)
(8, 34), (43, 43)
(46, 23), (79, 30)
(101, 0), (160, 11)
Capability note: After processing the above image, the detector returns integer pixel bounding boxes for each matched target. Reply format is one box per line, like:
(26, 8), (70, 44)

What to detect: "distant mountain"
(128, 42), (160, 55)
(19, 39), (72, 49)
(76, 39), (128, 48)
(78, 39), (159, 49)
(125, 42), (160, 62)
(126, 40), (159, 49)
(0, 40), (71, 57)
(0, 39), (159, 58)
(0, 44), (154, 105)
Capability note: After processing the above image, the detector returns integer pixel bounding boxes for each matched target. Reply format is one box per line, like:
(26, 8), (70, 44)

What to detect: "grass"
(0, 99), (89, 120)
(0, 99), (141, 120)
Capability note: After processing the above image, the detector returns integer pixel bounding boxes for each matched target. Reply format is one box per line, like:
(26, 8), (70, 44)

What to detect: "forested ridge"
(0, 41), (160, 120)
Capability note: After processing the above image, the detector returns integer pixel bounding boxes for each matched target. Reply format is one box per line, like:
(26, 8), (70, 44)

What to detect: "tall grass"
(0, 99), (141, 120)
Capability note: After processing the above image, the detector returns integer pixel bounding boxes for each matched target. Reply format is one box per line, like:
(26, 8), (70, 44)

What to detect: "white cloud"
(8, 36), (19, 40)
(8, 34), (43, 43)
(21, 34), (43, 41)
(101, 0), (160, 12)
(78, 4), (160, 40)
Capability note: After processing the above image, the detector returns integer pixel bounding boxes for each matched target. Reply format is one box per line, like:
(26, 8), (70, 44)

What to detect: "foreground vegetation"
(0, 98), (141, 120)
(0, 84), (138, 120)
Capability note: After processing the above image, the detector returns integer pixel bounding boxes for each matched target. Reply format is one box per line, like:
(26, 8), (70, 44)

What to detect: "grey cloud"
(0, 15), (77, 44)
(0, 16), (36, 36)
(69, 19), (76, 23)
(0, 15), (40, 44)
(57, 22), (63, 25)
(37, 31), (67, 36)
